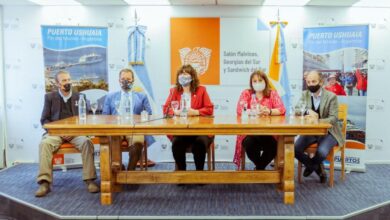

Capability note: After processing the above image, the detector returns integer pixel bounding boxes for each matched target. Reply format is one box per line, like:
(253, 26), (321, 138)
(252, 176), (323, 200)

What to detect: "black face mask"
(308, 84), (321, 93)
(121, 80), (133, 91)
(63, 83), (72, 92)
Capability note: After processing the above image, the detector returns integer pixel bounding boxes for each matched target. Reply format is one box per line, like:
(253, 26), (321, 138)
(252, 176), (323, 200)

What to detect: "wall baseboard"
(365, 161), (390, 164)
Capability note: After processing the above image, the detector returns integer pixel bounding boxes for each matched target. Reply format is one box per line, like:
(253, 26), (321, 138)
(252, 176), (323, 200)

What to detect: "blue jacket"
(102, 91), (152, 115)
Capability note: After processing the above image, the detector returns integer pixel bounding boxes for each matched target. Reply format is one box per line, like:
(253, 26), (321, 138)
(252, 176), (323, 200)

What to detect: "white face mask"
(252, 82), (266, 92)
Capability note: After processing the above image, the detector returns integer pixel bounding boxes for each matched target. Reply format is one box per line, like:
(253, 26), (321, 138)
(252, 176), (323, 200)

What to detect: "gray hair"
(54, 70), (70, 83)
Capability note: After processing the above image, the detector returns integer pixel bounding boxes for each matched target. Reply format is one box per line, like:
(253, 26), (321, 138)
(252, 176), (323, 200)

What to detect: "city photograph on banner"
(303, 25), (369, 172)
(41, 26), (108, 102)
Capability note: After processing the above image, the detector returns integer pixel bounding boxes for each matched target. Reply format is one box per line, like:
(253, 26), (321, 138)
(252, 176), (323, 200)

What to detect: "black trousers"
(171, 136), (213, 170)
(242, 135), (277, 170)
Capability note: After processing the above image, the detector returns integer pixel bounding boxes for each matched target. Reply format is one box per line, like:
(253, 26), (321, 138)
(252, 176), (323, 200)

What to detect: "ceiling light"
(29, 0), (81, 6)
(353, 0), (390, 7)
(263, 0), (310, 6)
(124, 0), (170, 5)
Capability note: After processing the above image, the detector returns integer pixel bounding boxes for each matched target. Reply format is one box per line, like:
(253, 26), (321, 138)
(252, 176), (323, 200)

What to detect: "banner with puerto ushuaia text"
(41, 26), (108, 93)
(303, 25), (369, 172)
(41, 26), (108, 166)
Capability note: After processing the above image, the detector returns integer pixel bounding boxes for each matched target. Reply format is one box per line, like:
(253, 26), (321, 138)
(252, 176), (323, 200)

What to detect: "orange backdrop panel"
(170, 18), (220, 85)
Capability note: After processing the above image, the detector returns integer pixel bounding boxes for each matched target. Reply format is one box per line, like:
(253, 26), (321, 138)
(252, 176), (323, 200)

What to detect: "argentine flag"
(268, 22), (292, 114)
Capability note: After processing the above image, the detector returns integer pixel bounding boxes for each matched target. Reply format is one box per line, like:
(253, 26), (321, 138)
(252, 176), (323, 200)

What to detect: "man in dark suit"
(295, 70), (344, 183)
(35, 70), (99, 197)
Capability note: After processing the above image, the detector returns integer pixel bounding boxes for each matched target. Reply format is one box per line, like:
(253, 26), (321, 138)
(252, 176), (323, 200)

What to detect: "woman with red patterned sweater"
(233, 70), (286, 170)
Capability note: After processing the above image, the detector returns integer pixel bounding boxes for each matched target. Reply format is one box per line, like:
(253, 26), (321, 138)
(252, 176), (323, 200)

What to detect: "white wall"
(0, 6), (5, 168)
(2, 5), (390, 165)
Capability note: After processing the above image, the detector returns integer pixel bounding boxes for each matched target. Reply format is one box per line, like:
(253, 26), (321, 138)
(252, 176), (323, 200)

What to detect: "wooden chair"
(175, 142), (215, 171)
(297, 103), (348, 187)
(53, 137), (148, 171)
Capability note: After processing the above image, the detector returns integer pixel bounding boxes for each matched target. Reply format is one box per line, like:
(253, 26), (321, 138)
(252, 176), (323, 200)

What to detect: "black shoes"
(303, 163), (327, 183)
(315, 164), (328, 184)
(303, 167), (314, 177)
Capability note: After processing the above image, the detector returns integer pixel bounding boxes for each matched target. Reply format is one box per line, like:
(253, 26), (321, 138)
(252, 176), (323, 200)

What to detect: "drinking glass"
(91, 102), (98, 116)
(171, 101), (179, 116)
(297, 100), (307, 118)
(114, 100), (121, 119)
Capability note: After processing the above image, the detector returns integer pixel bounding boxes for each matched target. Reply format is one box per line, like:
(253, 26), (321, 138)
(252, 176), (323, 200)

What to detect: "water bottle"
(78, 94), (87, 121)
(180, 93), (190, 117)
(250, 94), (257, 117)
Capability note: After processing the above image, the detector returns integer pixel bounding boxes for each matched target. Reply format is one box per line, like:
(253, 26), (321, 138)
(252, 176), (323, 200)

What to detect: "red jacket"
(355, 69), (367, 91)
(325, 83), (346, 96)
(163, 85), (213, 116)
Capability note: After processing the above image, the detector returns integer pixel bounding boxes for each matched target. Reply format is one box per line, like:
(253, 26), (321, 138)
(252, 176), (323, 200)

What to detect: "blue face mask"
(178, 75), (192, 87)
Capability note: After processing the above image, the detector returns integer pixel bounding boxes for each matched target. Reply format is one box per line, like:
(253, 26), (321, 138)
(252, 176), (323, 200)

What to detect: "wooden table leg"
(99, 136), (113, 205)
(276, 137), (285, 191)
(110, 136), (122, 192)
(283, 136), (295, 205)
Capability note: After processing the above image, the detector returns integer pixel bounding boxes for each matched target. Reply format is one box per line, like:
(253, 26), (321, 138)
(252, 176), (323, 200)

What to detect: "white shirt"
(120, 90), (132, 114)
(121, 90), (131, 99)
(58, 90), (72, 103)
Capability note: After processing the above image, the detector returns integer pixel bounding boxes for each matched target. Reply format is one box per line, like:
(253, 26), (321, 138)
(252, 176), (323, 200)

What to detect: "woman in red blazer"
(163, 64), (213, 171)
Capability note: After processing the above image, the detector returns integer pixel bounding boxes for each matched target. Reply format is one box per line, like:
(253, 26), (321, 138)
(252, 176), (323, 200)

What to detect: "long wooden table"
(44, 115), (331, 205)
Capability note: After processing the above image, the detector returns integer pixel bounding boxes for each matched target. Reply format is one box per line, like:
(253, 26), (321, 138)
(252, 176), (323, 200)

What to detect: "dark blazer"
(40, 91), (80, 126)
(299, 88), (344, 146)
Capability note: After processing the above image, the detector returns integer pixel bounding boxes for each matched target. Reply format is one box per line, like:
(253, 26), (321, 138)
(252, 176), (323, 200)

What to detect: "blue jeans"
(358, 90), (367, 96)
(295, 134), (338, 171)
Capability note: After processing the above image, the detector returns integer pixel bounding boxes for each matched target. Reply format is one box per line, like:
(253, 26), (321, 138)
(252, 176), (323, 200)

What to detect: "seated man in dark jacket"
(35, 70), (99, 197)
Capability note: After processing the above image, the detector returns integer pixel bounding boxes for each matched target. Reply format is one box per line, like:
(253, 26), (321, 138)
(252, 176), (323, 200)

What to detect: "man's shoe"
(315, 164), (328, 184)
(85, 180), (100, 193)
(319, 173), (328, 184)
(303, 167), (314, 177)
(35, 181), (50, 197)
